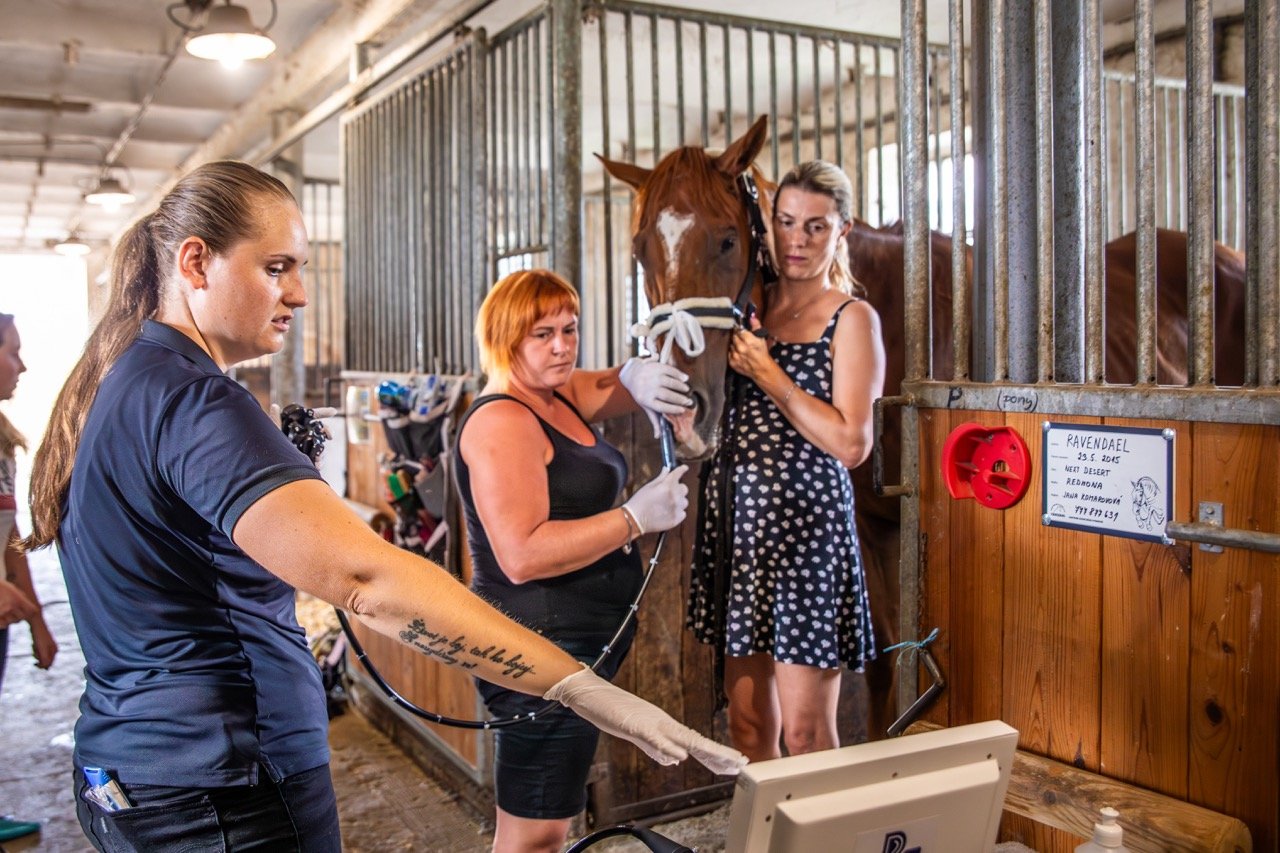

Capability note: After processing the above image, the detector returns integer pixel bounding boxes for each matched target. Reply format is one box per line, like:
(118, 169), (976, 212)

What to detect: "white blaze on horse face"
(656, 208), (695, 298)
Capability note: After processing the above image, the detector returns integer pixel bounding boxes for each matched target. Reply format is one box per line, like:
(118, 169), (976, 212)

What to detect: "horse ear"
(597, 153), (651, 190)
(713, 115), (769, 177)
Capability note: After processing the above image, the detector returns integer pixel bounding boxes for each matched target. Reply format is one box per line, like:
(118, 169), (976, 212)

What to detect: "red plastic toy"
(940, 423), (1032, 510)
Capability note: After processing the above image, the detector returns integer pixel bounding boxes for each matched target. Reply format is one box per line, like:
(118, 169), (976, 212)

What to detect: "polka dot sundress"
(688, 300), (876, 671)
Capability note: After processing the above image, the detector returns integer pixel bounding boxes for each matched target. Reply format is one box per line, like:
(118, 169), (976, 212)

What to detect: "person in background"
(688, 160), (886, 761)
(456, 268), (695, 853)
(24, 160), (744, 852)
(0, 312), (58, 845)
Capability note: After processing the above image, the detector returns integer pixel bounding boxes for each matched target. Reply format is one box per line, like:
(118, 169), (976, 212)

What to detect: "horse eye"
(720, 235), (737, 254)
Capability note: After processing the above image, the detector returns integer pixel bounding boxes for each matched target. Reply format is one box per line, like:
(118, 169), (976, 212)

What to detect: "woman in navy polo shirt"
(24, 160), (743, 852)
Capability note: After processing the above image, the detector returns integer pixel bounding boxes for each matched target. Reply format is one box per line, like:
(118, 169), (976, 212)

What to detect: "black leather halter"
(732, 172), (779, 325)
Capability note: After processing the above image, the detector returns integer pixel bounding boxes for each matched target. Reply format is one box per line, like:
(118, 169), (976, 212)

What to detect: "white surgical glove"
(619, 356), (691, 438)
(545, 667), (747, 775)
(621, 465), (689, 534)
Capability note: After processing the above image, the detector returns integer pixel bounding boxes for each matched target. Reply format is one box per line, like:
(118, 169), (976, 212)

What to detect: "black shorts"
(477, 630), (632, 820)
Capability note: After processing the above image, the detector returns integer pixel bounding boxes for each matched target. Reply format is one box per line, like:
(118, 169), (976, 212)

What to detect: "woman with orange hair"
(456, 268), (700, 853)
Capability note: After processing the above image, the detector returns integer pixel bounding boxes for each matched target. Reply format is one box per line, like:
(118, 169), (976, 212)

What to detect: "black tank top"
(453, 393), (643, 642)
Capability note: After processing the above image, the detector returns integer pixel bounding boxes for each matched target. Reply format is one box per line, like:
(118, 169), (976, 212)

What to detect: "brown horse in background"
(602, 114), (1249, 741)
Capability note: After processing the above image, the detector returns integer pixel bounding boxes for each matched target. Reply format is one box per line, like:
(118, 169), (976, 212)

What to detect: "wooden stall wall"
(592, 413), (731, 824)
(343, 386), (484, 776)
(917, 409), (1278, 852)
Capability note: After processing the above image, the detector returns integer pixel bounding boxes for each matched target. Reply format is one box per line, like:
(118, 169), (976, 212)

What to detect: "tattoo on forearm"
(399, 619), (536, 679)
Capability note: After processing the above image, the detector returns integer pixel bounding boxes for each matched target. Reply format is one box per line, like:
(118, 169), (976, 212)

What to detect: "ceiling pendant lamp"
(84, 176), (136, 212)
(52, 235), (92, 257)
(177, 0), (277, 69)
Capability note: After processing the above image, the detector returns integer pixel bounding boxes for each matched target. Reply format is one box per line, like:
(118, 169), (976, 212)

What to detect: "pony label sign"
(1041, 422), (1174, 543)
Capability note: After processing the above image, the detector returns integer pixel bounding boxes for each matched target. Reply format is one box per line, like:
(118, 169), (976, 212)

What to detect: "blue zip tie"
(882, 626), (939, 654)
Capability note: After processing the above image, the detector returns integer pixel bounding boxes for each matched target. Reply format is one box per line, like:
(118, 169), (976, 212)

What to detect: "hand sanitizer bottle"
(1074, 806), (1129, 852)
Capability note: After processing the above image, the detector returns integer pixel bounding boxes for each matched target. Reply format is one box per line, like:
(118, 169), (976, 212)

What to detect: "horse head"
(599, 115), (772, 460)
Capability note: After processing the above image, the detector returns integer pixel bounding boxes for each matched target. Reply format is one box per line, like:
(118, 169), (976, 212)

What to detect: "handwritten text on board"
(1042, 423), (1174, 543)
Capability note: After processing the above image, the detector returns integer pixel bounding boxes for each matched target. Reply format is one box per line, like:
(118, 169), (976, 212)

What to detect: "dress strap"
(819, 298), (861, 344)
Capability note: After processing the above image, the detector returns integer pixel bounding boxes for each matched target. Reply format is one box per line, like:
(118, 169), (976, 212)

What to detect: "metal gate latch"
(1197, 501), (1224, 553)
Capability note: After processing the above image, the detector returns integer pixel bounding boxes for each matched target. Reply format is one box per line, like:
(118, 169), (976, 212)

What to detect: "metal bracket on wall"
(873, 394), (916, 498)
(1197, 501), (1225, 553)
(1165, 502), (1280, 554)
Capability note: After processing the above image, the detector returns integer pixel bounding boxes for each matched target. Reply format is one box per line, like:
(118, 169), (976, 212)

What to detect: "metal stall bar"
(500, 40), (511, 259)
(597, 8), (616, 365)
(898, 0), (929, 708)
(790, 33), (800, 164)
(854, 42), (865, 220)
(469, 34), (490, 367)
(519, 29), (531, 263)
(1163, 87), (1176, 230)
(746, 27), (756, 139)
(675, 17), (685, 145)
(930, 49), (941, 228)
(1081, 0), (1104, 385)
(723, 24), (732, 143)
(375, 99), (389, 370)
(987, 0), (1009, 381)
(700, 22), (710, 147)
(551, 0), (583, 287)
(1115, 81), (1127, 236)
(341, 117), (357, 369)
(950, 0), (970, 381)
(813, 36), (823, 161)
(424, 72), (438, 372)
(627, 11), (640, 340)
(1003, 0), (1039, 383)
(1034, 0), (1053, 382)
(443, 63), (457, 370)
(1133, 0), (1158, 385)
(1050, 4), (1088, 383)
(428, 70), (443, 371)
(650, 14), (661, 160)
(1247, 0), (1280, 386)
(832, 38), (843, 170)
(534, 20), (545, 250)
(408, 78), (423, 373)
(874, 45), (885, 225)
(769, 31), (780, 179)
(1185, 0), (1215, 386)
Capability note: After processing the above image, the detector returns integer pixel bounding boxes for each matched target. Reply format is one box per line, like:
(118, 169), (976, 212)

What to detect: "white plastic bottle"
(1074, 806), (1130, 852)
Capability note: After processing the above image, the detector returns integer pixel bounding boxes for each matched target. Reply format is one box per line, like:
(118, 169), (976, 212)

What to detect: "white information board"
(1041, 422), (1174, 543)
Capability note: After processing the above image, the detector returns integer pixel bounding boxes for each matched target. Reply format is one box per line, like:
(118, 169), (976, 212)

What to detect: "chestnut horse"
(601, 114), (1248, 739)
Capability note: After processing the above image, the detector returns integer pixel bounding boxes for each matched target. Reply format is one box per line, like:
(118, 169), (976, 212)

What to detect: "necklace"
(785, 286), (830, 320)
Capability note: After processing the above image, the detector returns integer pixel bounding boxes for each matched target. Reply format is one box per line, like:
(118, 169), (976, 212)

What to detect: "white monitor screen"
(725, 720), (1019, 853)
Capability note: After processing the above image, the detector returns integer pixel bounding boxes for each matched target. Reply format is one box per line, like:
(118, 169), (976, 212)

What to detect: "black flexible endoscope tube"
(564, 823), (694, 853)
(334, 417), (679, 729)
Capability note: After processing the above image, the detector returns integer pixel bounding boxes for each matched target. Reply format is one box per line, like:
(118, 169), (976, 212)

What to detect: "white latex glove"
(622, 465), (689, 534)
(619, 356), (691, 438)
(545, 667), (747, 775)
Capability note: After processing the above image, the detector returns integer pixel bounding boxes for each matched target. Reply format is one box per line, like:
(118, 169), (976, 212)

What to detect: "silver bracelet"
(781, 381), (798, 405)
(619, 506), (640, 553)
